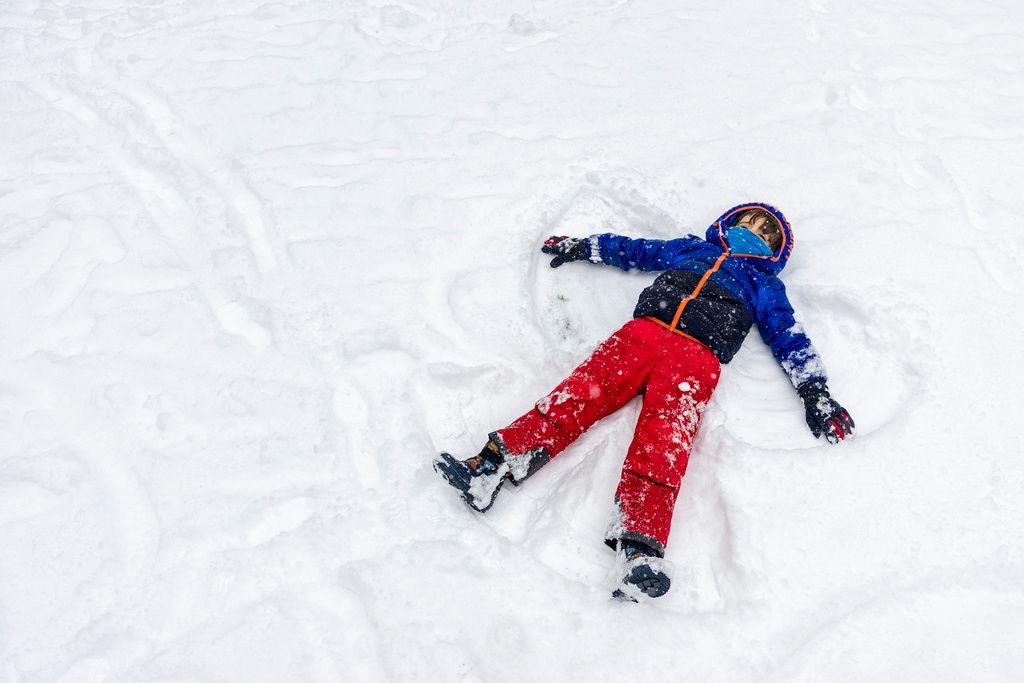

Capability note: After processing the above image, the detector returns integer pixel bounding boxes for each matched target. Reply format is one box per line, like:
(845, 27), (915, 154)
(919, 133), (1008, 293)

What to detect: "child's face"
(734, 210), (781, 251)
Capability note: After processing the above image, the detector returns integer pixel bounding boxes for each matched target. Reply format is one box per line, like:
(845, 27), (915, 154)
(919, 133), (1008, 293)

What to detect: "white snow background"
(2, 1), (1023, 681)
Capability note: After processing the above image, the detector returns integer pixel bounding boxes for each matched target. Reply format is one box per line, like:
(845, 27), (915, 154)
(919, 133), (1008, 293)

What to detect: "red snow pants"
(495, 318), (720, 556)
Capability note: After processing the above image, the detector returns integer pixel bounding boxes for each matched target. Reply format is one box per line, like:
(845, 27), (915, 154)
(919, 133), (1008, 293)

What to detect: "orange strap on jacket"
(668, 252), (728, 330)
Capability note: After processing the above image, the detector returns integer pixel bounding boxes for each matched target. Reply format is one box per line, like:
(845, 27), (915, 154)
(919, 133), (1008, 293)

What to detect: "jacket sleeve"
(754, 276), (828, 389)
(589, 233), (704, 272)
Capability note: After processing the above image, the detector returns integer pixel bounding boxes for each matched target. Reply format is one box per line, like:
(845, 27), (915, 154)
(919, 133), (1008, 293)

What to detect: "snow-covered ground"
(2, 0), (1024, 680)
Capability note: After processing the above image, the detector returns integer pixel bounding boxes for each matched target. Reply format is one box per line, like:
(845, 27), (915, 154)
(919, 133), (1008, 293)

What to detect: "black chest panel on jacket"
(633, 268), (753, 363)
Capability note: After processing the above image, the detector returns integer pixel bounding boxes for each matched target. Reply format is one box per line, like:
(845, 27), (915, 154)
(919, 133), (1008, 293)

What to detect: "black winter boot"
(612, 540), (672, 602)
(433, 441), (510, 513)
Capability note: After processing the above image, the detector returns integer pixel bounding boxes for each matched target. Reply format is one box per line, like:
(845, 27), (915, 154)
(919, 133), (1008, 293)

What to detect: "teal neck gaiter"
(725, 227), (772, 256)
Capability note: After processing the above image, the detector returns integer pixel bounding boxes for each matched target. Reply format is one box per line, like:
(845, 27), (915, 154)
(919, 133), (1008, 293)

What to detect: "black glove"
(541, 236), (590, 268)
(797, 380), (855, 444)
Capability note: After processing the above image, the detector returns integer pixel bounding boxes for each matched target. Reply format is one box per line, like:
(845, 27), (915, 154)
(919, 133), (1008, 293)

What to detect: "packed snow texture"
(2, 1), (1024, 680)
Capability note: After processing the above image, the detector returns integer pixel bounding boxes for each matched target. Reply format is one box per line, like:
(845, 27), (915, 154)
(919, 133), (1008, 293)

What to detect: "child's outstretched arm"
(542, 233), (703, 272)
(755, 277), (855, 444)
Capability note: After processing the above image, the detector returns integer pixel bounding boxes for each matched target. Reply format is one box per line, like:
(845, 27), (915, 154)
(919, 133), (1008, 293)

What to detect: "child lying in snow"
(435, 202), (854, 602)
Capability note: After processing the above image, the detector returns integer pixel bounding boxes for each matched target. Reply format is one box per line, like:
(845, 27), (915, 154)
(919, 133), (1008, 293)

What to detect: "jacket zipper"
(668, 252), (728, 330)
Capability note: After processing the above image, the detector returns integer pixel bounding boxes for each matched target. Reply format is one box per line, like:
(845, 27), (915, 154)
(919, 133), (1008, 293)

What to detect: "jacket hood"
(705, 202), (794, 275)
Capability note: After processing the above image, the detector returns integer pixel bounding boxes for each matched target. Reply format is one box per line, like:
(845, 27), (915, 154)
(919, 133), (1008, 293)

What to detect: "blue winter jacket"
(588, 202), (825, 389)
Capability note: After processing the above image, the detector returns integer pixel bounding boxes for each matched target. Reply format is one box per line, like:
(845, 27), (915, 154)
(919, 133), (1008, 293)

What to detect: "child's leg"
(608, 336), (720, 556)
(493, 318), (660, 479)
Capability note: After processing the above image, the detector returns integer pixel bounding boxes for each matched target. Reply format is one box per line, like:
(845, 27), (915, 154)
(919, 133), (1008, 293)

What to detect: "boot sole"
(434, 452), (505, 513)
(613, 563), (671, 601)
